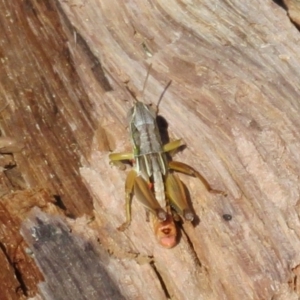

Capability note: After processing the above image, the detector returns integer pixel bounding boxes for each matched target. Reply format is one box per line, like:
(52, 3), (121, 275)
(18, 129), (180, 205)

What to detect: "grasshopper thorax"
(129, 101), (158, 128)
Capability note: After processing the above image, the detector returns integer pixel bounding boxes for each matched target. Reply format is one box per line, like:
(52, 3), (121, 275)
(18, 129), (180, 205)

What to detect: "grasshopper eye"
(147, 103), (158, 116)
(127, 107), (135, 121)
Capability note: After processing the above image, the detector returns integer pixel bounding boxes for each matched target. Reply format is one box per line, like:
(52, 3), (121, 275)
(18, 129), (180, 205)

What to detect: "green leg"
(134, 176), (167, 221)
(109, 151), (134, 162)
(118, 169), (136, 231)
(163, 139), (183, 153)
(166, 173), (194, 221)
(118, 170), (167, 231)
(109, 152), (135, 171)
(169, 161), (227, 196)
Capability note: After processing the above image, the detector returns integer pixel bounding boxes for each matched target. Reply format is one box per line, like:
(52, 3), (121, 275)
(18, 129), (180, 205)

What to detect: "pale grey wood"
(21, 207), (125, 300)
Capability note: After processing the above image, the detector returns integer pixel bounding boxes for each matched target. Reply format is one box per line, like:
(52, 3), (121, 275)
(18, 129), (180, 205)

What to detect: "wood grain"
(1, 0), (300, 299)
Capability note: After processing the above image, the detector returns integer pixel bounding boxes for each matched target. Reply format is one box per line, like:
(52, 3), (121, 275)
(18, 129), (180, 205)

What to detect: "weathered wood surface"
(21, 207), (126, 300)
(284, 0), (300, 25)
(1, 0), (300, 299)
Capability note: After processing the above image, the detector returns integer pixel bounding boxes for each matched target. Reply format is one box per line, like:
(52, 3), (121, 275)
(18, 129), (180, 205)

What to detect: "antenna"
(143, 64), (173, 113)
(126, 64), (172, 110)
(156, 80), (172, 112)
(141, 63), (152, 100)
(125, 64), (152, 103)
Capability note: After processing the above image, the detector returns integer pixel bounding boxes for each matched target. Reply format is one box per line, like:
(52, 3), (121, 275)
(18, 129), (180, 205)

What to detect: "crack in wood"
(149, 260), (171, 300)
(0, 241), (28, 297)
(180, 224), (202, 268)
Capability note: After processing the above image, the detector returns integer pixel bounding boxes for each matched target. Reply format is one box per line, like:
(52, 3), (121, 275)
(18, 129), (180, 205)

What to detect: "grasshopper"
(109, 65), (225, 248)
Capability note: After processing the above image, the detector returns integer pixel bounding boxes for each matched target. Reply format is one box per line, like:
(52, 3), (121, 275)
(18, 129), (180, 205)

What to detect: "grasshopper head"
(129, 101), (157, 126)
(153, 214), (177, 248)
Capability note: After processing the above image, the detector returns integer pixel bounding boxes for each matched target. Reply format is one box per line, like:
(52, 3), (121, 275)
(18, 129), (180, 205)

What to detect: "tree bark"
(1, 0), (300, 299)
